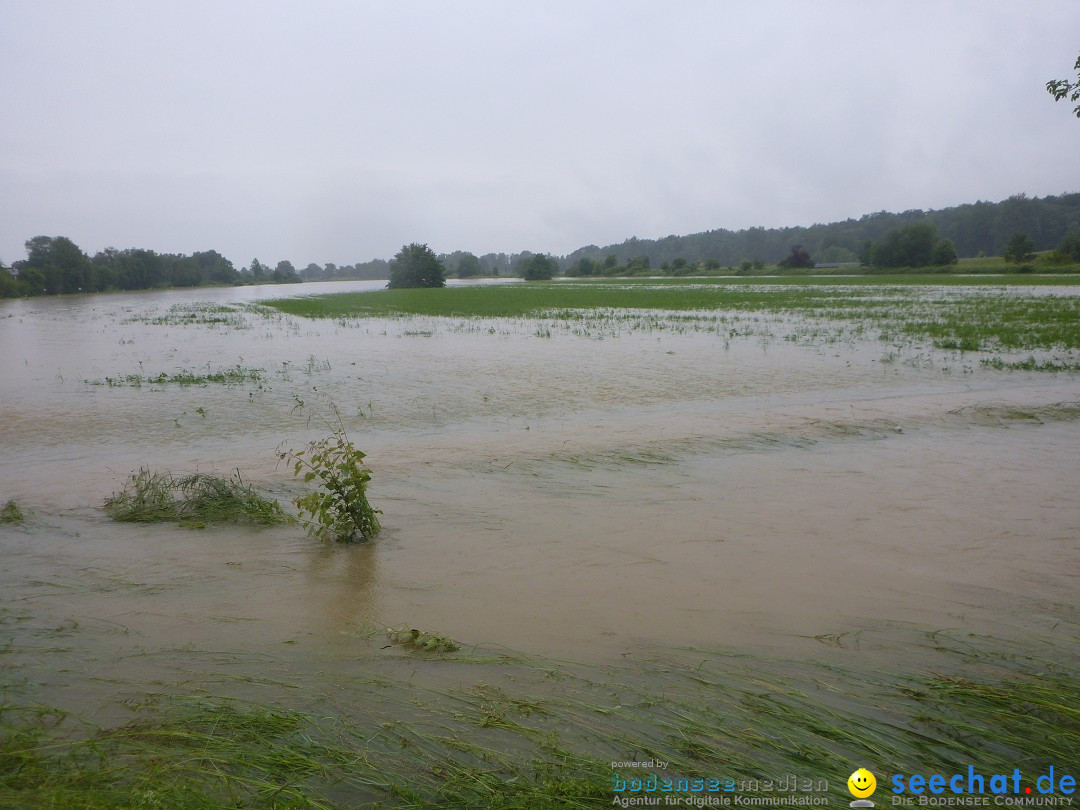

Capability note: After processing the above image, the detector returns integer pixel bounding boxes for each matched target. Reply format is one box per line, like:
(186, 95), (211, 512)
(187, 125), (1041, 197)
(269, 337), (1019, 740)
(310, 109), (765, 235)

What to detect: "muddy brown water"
(1, 280), (1078, 718)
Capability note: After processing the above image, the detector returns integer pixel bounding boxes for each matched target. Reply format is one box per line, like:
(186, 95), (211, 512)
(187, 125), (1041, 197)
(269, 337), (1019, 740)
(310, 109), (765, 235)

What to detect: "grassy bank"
(2, 625), (1077, 808)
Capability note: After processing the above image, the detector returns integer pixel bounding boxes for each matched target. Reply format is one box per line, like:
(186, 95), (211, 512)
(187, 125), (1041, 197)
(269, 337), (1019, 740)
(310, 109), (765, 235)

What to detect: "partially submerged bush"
(104, 469), (288, 527)
(279, 425), (381, 543)
(1, 499), (25, 524)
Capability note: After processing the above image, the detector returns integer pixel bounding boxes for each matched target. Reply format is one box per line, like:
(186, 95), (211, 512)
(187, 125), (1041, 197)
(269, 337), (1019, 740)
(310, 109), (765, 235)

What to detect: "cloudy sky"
(2, 1), (1078, 267)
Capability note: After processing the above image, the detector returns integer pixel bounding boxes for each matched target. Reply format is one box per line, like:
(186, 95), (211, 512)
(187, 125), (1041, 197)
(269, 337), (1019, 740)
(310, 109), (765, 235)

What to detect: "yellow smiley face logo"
(848, 768), (877, 798)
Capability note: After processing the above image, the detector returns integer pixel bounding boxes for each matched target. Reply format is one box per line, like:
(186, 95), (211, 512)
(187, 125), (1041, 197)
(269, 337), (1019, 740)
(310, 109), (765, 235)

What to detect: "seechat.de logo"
(849, 768), (877, 807)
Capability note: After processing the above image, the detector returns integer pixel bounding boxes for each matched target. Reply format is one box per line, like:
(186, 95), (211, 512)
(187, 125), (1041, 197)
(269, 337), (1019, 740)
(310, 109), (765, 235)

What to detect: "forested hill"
(564, 193), (1080, 268)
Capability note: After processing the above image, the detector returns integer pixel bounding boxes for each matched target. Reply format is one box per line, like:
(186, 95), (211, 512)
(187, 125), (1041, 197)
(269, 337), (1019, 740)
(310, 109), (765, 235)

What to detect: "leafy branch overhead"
(1047, 54), (1080, 118)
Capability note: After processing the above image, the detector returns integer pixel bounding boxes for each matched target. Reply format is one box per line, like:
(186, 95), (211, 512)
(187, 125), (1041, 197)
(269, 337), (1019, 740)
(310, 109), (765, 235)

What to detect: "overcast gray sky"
(2, 1), (1078, 267)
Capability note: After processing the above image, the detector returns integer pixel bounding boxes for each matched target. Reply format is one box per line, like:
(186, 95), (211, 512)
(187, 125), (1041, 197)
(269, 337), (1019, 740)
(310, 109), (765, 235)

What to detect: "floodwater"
(1, 280), (1078, 716)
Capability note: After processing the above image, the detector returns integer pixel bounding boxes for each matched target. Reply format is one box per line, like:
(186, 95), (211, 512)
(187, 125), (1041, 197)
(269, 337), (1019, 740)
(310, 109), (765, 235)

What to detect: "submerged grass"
(103, 469), (290, 527)
(0, 699), (339, 809)
(981, 356), (1080, 372)
(2, 628), (1078, 808)
(86, 365), (266, 388)
(0, 500), (24, 525)
(126, 302), (250, 329)
(263, 278), (1080, 354)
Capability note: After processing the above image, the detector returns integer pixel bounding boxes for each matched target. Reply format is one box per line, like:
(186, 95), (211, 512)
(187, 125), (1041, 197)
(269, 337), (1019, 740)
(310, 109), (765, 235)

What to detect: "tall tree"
(127, 249), (165, 288)
(248, 258), (268, 281)
(519, 253), (558, 280)
(1003, 232), (1035, 264)
(868, 223), (956, 268)
(931, 239), (958, 266)
(1058, 229), (1080, 261)
(387, 243), (446, 289)
(572, 256), (596, 276)
(0, 265), (18, 296)
(23, 236), (92, 294)
(273, 260), (299, 282)
(192, 250), (238, 285)
(455, 252), (482, 278)
(779, 244), (814, 269)
(162, 253), (199, 287)
(91, 247), (123, 290)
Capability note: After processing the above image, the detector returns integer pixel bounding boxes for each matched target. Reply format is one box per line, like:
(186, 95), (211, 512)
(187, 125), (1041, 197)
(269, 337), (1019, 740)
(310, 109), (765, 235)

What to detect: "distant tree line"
(0, 235), (557, 298)
(564, 216), (1080, 277)
(0, 235), (563, 298)
(426, 249), (569, 280)
(438, 250), (572, 279)
(5, 192), (1079, 298)
(562, 193), (1080, 270)
(297, 259), (389, 281)
(0, 236), (400, 299)
(0, 236), (254, 298)
(439, 250), (507, 278)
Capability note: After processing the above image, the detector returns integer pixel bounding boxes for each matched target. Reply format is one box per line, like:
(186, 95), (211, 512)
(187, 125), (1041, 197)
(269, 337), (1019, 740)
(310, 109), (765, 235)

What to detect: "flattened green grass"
(2, 631), (1079, 808)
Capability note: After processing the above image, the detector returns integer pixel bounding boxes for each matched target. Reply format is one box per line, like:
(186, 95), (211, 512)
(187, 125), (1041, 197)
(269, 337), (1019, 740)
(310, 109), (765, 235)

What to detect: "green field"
(263, 277), (1080, 354)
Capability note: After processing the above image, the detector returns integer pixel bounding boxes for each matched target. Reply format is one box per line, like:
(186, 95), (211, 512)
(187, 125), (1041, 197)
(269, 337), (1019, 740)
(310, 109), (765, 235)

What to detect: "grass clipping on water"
(103, 468), (289, 528)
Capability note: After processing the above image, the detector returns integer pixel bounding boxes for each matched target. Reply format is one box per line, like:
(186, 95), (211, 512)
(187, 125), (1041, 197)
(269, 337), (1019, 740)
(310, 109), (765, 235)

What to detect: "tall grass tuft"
(103, 469), (289, 527)
(0, 500), (25, 525)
